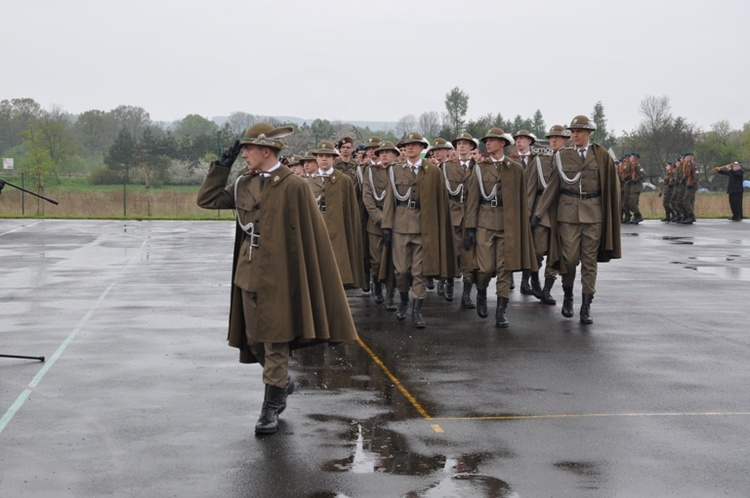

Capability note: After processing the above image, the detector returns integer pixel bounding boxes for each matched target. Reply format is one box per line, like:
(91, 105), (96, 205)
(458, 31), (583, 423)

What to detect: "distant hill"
(211, 115), (396, 132)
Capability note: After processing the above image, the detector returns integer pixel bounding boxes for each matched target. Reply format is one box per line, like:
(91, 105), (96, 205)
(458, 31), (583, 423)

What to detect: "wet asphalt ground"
(1, 218), (749, 497)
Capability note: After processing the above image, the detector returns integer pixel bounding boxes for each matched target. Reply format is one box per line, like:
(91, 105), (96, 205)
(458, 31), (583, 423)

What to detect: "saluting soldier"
(381, 132), (456, 328)
(526, 125), (568, 304)
(362, 141), (399, 310)
(308, 140), (364, 288)
(463, 128), (537, 328)
(531, 115), (622, 324)
(196, 123), (357, 435)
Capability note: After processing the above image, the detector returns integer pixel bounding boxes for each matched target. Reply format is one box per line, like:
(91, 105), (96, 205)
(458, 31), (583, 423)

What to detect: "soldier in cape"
(196, 123), (357, 435)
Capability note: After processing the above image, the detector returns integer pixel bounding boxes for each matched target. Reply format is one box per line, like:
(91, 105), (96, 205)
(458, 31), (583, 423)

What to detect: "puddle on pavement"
(318, 415), (517, 496)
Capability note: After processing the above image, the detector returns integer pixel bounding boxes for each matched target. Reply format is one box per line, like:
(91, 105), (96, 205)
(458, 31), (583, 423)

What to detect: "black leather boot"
(255, 384), (285, 435)
(541, 277), (557, 305)
(385, 289), (397, 311)
(632, 213), (643, 225)
(411, 299), (426, 328)
(437, 279), (445, 296)
(622, 215), (631, 224)
(396, 292), (409, 321)
(580, 293), (594, 325)
(277, 376), (295, 415)
(476, 288), (488, 318)
(495, 296), (509, 328)
(672, 211), (682, 223)
(561, 286), (574, 318)
(461, 282), (476, 309)
(520, 270), (533, 295)
(530, 271), (543, 299)
(373, 281), (384, 304)
(445, 280), (454, 302)
(661, 211), (671, 222)
(426, 277), (435, 290)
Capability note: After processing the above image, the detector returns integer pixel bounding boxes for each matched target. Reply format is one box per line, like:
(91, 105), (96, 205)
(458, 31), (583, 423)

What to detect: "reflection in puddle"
(691, 265), (750, 281)
(405, 473), (517, 498)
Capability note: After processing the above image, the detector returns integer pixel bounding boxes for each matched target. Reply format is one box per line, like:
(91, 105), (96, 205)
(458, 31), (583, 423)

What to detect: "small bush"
(89, 167), (123, 185)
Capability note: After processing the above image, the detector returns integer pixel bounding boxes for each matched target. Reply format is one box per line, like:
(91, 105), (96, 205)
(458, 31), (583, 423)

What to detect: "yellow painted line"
(356, 337), (433, 421)
(431, 424), (444, 433)
(430, 411), (750, 421)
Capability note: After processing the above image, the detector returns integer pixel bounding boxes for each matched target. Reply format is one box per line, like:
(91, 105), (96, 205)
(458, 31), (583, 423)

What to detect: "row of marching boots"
(660, 209), (695, 224)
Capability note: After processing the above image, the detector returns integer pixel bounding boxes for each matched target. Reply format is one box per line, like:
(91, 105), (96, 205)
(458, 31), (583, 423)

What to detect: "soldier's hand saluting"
(217, 140), (241, 167)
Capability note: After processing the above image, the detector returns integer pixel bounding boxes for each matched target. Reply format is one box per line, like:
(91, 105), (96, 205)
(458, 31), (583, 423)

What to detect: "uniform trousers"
(367, 231), (384, 282)
(241, 290), (290, 388)
(729, 192), (743, 220)
(392, 232), (426, 299)
(559, 222), (601, 295)
(533, 224), (558, 279)
(681, 186), (696, 215)
(452, 225), (474, 284)
(475, 227), (512, 298)
(628, 190), (642, 216)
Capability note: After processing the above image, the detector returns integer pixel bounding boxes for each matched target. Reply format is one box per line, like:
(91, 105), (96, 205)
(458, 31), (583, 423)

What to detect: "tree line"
(1, 89), (748, 194)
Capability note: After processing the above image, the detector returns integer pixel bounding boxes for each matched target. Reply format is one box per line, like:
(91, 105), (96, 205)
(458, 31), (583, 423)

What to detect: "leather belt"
(396, 200), (420, 210)
(561, 190), (601, 200)
(479, 197), (503, 207)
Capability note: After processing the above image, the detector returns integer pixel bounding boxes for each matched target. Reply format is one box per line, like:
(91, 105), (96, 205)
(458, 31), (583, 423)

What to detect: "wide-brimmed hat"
(363, 136), (383, 149)
(239, 123), (294, 149)
(481, 128), (511, 147)
(567, 115), (597, 131)
(430, 138), (453, 151)
(401, 132), (429, 148)
(375, 141), (400, 156)
(545, 124), (570, 138)
(512, 129), (536, 145)
(287, 154), (302, 166)
(300, 151), (317, 162)
(452, 132), (477, 149)
(311, 140), (340, 156)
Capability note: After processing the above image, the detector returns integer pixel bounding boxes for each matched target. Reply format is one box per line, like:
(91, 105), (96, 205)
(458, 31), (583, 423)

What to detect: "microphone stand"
(0, 178), (56, 362)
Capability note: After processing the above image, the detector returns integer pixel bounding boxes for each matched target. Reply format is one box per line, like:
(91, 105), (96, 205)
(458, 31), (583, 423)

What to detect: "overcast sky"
(2, 0), (748, 134)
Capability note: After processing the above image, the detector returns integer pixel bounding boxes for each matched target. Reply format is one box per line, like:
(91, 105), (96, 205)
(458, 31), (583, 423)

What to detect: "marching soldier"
(362, 141), (399, 309)
(671, 155), (686, 222)
(428, 138), (453, 298)
(625, 153), (646, 224)
(308, 141), (364, 288)
(619, 154), (631, 223)
(287, 155), (305, 177)
(463, 128), (537, 328)
(678, 152), (699, 224)
(659, 161), (675, 222)
(381, 132), (456, 328)
(196, 123), (357, 435)
(531, 115), (621, 325)
(526, 124), (568, 304)
(513, 129), (541, 296)
(442, 132), (480, 308)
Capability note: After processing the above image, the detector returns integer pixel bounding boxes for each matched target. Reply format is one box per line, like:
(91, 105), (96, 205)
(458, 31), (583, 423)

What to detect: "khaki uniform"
(534, 145), (622, 294)
(526, 154), (560, 279)
(381, 160), (457, 299)
(196, 163), (357, 385)
(307, 169), (364, 288)
(625, 162), (646, 219)
(440, 158), (475, 284)
(362, 164), (393, 287)
(464, 157), (537, 298)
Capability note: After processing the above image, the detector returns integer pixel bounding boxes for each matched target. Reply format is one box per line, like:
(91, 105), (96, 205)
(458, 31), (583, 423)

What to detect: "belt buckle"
(408, 200), (417, 210)
(319, 203), (326, 214)
(490, 197), (498, 208)
(250, 233), (260, 248)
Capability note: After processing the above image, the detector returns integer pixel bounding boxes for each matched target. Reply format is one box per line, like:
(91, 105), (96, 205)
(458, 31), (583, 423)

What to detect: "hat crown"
(240, 122), (294, 149)
(546, 124), (570, 138)
(567, 115), (597, 131)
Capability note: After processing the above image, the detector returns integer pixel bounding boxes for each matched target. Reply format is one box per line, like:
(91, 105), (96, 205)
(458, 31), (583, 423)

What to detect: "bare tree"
(227, 111), (257, 136)
(418, 111), (441, 139)
(396, 114), (418, 138)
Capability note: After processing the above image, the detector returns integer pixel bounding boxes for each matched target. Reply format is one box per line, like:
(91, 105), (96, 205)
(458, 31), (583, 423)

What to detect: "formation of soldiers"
(616, 153), (646, 224)
(281, 114), (622, 329)
(658, 153), (700, 224)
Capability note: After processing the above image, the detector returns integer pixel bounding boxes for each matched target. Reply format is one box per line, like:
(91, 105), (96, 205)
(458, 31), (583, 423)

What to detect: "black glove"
(381, 228), (392, 246)
(530, 215), (542, 229)
(463, 228), (476, 250)
(216, 140), (241, 167)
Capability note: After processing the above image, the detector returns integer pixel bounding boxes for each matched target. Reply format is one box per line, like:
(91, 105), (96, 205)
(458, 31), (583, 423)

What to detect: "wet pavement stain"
(554, 460), (604, 490)
(404, 473), (516, 498)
